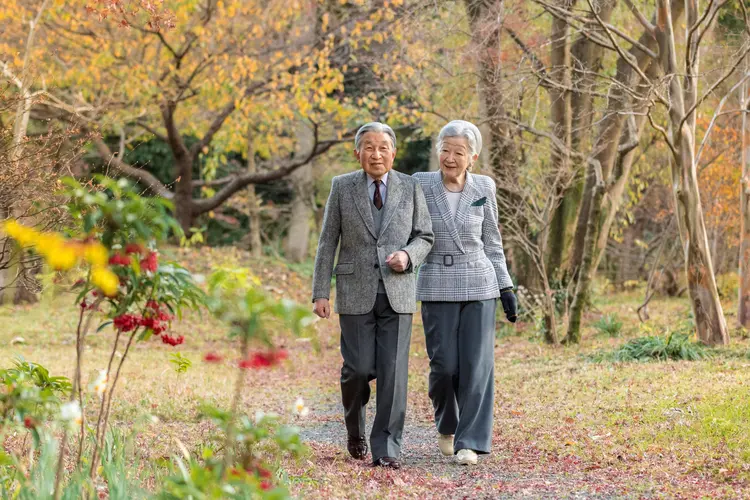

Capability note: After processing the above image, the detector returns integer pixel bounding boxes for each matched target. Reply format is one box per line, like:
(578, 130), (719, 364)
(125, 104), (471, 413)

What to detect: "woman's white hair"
(436, 120), (482, 158)
(354, 122), (397, 152)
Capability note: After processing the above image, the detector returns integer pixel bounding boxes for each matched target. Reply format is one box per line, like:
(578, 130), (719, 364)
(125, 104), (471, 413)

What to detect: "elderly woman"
(413, 120), (517, 466)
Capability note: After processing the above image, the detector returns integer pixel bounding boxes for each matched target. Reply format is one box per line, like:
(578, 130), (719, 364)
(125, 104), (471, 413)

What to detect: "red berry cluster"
(140, 251), (158, 273)
(113, 313), (141, 332)
(161, 334), (184, 346)
(111, 300), (181, 345)
(125, 243), (144, 255)
(141, 300), (173, 335)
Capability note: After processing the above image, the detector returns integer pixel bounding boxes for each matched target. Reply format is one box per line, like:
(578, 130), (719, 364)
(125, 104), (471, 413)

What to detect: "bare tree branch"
(135, 121), (167, 143)
(679, 43), (750, 133)
(623, 0), (655, 36)
(586, 0), (662, 103)
(191, 123), (358, 214)
(87, 132), (174, 199)
(695, 72), (750, 166)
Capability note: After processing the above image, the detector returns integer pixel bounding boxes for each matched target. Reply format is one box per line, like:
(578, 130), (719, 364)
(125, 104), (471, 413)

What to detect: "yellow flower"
(84, 242), (109, 267)
(91, 267), (119, 297)
(46, 243), (78, 270)
(1, 220), (38, 247)
(33, 232), (65, 256)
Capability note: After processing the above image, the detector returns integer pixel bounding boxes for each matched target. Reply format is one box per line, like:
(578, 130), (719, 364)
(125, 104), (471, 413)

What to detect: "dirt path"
(283, 319), (649, 499)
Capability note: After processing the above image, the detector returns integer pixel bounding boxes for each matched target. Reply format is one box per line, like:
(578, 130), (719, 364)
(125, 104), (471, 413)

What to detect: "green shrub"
(591, 333), (711, 362)
(592, 314), (623, 337)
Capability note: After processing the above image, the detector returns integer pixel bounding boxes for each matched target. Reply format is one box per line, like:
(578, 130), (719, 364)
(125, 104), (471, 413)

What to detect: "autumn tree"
(2, 0), (420, 234)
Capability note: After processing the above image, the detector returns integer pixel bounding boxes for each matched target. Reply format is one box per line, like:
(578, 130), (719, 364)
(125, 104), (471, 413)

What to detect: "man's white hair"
(436, 120), (483, 158)
(354, 122), (397, 152)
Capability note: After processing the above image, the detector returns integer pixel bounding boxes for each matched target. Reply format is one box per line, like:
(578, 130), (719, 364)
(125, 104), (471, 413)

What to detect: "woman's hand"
(500, 289), (517, 323)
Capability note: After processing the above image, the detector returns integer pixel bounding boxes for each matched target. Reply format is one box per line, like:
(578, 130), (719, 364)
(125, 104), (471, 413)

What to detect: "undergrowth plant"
(1, 176), (314, 499)
(592, 314), (623, 337)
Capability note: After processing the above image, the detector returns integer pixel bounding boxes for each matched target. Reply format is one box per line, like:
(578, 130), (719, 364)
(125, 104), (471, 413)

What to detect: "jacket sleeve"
(401, 180), (434, 272)
(481, 178), (514, 289)
(312, 177), (342, 301)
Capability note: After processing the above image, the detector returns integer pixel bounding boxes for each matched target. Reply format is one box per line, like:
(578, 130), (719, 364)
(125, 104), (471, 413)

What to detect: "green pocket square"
(471, 197), (487, 207)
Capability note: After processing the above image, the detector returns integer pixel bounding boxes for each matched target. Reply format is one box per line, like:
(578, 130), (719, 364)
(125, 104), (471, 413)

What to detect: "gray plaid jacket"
(312, 169), (434, 315)
(412, 171), (513, 302)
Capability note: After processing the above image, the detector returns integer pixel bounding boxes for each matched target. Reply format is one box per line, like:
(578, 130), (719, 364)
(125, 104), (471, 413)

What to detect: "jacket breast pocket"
(334, 263), (354, 275)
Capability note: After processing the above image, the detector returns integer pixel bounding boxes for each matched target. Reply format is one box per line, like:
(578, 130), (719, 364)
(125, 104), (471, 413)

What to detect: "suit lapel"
(379, 171), (403, 238)
(430, 178), (465, 253)
(350, 171), (378, 239)
(454, 173), (480, 234)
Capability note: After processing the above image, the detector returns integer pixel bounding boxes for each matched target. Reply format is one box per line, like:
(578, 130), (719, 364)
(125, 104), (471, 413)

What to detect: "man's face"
(354, 132), (396, 180)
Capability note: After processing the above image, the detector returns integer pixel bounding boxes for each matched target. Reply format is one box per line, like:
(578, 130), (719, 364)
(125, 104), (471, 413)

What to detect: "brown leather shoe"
(347, 436), (368, 460)
(373, 457), (401, 469)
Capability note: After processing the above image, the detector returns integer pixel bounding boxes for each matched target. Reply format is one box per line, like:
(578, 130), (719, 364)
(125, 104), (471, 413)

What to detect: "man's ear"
(354, 149), (361, 161)
(391, 149), (397, 160)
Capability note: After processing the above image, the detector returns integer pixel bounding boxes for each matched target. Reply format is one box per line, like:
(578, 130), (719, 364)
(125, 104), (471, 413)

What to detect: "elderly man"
(312, 122), (434, 469)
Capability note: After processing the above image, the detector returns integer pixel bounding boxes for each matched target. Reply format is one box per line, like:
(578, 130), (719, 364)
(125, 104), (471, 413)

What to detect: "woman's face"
(439, 136), (477, 182)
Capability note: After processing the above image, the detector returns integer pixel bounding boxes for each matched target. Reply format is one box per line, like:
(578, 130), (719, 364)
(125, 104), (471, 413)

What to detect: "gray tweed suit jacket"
(312, 169), (434, 315)
(413, 171), (513, 302)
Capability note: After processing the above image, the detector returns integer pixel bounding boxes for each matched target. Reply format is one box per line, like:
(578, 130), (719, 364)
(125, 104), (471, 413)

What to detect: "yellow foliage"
(1, 221), (117, 293)
(91, 267), (119, 297)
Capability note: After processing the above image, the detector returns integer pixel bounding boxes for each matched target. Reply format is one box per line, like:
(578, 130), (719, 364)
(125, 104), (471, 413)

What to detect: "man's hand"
(313, 298), (331, 319)
(385, 251), (410, 273)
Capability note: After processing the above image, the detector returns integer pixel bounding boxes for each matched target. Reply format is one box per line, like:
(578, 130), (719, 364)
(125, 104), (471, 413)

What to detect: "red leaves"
(203, 352), (223, 363)
(238, 349), (288, 369)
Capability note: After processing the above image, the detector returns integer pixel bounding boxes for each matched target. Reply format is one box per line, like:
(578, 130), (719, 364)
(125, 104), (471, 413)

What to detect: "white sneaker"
(456, 448), (478, 465)
(438, 434), (454, 456)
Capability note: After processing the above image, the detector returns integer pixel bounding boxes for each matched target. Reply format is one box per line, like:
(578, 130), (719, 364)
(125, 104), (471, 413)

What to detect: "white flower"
(91, 370), (108, 397)
(60, 401), (82, 426)
(293, 397), (310, 417)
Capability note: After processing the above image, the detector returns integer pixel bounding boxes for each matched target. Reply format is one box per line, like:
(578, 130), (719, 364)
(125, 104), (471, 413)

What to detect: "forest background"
(1, 0), (750, 498)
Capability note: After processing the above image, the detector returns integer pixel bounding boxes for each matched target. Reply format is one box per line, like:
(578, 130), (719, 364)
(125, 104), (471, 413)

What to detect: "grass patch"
(589, 333), (712, 362)
(592, 313), (623, 337)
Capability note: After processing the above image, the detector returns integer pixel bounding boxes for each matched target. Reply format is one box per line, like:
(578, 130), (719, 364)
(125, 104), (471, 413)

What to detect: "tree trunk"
(284, 121), (314, 263)
(592, 65), (659, 272)
(655, 0), (728, 345)
(568, 2), (683, 280)
(567, 160), (604, 343)
(565, 2), (686, 343)
(739, 57), (750, 327)
(545, 1), (574, 279)
(464, 0), (524, 280)
(547, 0), (615, 277)
(174, 160), (195, 235)
(245, 128), (262, 257)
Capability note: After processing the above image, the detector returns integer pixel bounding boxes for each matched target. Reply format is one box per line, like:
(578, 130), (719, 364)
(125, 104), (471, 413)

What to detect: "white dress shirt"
(367, 172), (388, 207)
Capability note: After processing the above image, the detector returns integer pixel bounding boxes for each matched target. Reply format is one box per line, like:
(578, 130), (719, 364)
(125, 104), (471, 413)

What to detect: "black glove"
(500, 289), (518, 323)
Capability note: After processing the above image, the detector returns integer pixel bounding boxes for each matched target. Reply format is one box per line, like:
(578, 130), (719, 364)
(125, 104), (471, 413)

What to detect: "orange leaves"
(697, 116), (742, 247)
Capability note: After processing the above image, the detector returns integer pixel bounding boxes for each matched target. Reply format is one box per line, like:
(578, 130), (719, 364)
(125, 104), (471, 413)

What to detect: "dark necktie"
(373, 180), (383, 210)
